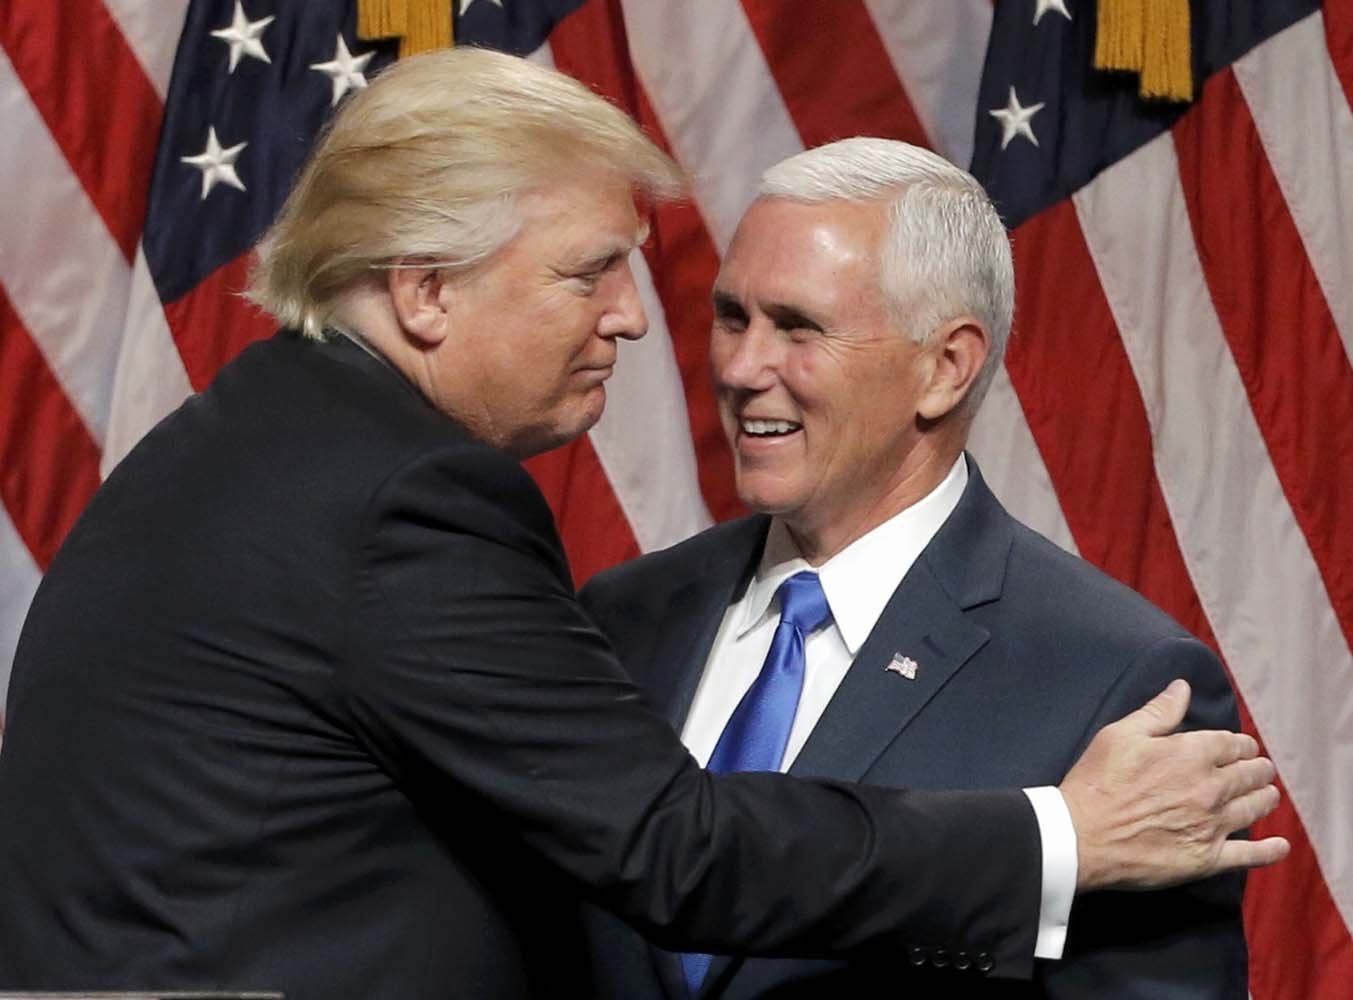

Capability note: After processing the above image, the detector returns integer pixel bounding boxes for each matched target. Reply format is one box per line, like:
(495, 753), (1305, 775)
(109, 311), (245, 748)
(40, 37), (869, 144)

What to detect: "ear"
(386, 265), (452, 348)
(916, 315), (990, 421)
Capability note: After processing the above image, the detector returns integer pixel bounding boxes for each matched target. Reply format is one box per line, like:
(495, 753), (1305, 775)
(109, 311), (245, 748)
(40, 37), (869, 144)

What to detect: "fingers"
(1161, 728), (1260, 767)
(1122, 678), (1191, 737)
(1211, 730), (1260, 766)
(1213, 835), (1291, 873)
(1218, 754), (1276, 802)
(1220, 783), (1281, 833)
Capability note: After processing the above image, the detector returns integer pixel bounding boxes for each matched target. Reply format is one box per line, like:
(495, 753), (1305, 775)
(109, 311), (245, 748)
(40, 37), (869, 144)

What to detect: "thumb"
(1124, 678), (1191, 737)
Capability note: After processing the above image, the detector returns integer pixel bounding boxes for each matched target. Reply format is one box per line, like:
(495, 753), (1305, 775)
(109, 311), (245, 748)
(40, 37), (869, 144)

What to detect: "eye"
(570, 272), (602, 295)
(772, 309), (823, 340)
(713, 312), (747, 334)
(567, 253), (625, 295)
(711, 293), (748, 332)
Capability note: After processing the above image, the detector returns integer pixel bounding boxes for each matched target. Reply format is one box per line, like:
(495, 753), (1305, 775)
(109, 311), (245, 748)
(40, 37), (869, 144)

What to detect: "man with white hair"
(581, 138), (1252, 998)
(0, 53), (1277, 998)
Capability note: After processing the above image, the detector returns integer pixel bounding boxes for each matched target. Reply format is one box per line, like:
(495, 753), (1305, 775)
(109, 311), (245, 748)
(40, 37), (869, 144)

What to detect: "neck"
(784, 443), (964, 564)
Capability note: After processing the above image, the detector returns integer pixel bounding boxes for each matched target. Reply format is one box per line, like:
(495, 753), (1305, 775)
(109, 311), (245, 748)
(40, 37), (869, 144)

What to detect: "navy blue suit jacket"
(579, 461), (1247, 998)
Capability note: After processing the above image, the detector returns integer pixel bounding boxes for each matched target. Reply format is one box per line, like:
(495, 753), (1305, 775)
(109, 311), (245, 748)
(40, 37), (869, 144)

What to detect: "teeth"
(742, 418), (800, 436)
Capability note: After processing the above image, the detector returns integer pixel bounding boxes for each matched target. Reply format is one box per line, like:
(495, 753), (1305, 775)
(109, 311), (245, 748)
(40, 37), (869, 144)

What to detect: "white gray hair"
(758, 137), (1013, 412)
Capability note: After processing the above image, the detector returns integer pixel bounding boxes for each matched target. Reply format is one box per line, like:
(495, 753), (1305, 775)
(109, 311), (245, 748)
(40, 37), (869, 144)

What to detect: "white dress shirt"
(680, 455), (1077, 959)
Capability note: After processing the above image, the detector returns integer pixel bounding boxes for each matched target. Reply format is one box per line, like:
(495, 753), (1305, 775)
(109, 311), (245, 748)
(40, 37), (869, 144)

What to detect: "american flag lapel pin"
(885, 653), (919, 680)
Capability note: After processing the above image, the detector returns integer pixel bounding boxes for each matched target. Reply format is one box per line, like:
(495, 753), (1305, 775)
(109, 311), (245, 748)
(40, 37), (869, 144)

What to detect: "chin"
(511, 398), (605, 459)
(734, 476), (803, 518)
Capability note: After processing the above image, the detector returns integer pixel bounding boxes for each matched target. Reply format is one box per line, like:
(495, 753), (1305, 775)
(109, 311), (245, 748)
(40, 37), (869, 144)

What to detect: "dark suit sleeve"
(1044, 635), (1248, 998)
(332, 445), (1044, 978)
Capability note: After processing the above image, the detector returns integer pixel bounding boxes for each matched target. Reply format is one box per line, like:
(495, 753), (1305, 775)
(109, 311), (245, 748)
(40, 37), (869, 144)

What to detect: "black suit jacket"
(579, 462), (1247, 999)
(0, 334), (1048, 999)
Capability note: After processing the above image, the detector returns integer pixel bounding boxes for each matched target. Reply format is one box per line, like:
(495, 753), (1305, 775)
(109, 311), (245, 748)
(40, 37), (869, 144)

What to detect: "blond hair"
(248, 47), (683, 337)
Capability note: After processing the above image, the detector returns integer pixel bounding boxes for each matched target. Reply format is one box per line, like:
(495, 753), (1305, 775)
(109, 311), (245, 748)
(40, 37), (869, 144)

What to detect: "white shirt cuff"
(1022, 785), (1077, 960)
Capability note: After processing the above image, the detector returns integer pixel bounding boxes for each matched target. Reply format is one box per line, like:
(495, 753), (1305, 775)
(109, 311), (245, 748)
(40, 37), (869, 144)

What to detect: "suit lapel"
(642, 519), (769, 728)
(788, 559), (990, 781)
(789, 460), (1012, 782)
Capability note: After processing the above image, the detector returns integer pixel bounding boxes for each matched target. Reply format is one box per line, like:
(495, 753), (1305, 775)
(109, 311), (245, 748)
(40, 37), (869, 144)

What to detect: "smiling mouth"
(740, 418), (802, 438)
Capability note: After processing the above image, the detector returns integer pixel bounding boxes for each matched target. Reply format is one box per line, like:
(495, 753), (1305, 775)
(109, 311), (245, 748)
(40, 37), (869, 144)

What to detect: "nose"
(713, 319), (780, 392)
(597, 253), (649, 342)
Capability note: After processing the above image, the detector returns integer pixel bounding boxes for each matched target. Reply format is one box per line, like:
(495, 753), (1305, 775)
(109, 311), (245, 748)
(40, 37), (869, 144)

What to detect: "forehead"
(514, 178), (643, 256)
(718, 197), (886, 299)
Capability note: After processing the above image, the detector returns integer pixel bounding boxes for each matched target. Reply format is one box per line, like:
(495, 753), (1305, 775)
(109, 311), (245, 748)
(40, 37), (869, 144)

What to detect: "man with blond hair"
(582, 138), (1255, 997)
(0, 53), (1280, 1000)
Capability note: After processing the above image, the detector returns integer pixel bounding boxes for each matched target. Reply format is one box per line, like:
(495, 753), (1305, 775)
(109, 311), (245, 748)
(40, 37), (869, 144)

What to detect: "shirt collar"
(736, 455), (969, 655)
(330, 324), (393, 367)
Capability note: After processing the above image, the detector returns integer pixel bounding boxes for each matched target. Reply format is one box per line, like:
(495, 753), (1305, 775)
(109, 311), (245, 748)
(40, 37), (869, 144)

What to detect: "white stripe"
(620, 0), (804, 251)
(530, 41), (713, 550)
(0, 47), (131, 447)
(101, 246), (195, 477)
(589, 251), (714, 552)
(1074, 132), (1353, 933)
(0, 506), (42, 719)
(862, 0), (993, 168)
(1233, 11), (1353, 367)
(100, 0), (192, 99)
(968, 365), (1078, 555)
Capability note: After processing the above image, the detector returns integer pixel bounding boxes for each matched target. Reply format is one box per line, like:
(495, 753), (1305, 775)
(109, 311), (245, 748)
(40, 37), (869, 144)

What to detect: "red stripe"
(0, 286), (102, 570)
(1007, 200), (1353, 1000)
(1006, 203), (1213, 646)
(0, 0), (161, 263)
(1324, 2), (1353, 114)
(550, 0), (742, 525)
(1246, 778), (1353, 1000)
(162, 253), (280, 392)
(524, 438), (641, 587)
(1172, 68), (1353, 657)
(741, 0), (932, 149)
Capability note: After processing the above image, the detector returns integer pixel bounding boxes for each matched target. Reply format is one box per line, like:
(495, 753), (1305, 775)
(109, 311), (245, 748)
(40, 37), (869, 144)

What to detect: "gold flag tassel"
(357, 0), (453, 58)
(1094, 0), (1193, 103)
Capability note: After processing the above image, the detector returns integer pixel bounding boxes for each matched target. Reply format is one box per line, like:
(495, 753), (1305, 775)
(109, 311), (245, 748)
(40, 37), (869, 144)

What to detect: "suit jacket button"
(976, 953), (994, 974)
(908, 945), (927, 966)
(931, 947), (950, 968)
(954, 951), (972, 971)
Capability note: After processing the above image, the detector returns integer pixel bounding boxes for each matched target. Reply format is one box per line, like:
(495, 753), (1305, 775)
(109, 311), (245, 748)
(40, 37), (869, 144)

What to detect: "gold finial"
(357, 0), (453, 58)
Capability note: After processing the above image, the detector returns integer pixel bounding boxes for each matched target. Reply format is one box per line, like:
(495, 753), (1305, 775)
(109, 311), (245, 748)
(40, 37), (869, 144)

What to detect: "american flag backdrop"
(0, 0), (1349, 994)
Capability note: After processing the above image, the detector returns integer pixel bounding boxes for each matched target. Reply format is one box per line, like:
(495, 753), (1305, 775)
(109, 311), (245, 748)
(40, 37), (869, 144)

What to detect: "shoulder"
(1004, 518), (1189, 645)
(198, 331), (565, 571)
(994, 517), (1234, 729)
(362, 440), (564, 572)
(580, 516), (766, 614)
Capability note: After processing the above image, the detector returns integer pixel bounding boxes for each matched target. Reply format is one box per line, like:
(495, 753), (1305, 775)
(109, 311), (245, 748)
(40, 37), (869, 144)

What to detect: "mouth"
(575, 364), (615, 381)
(738, 417), (802, 439)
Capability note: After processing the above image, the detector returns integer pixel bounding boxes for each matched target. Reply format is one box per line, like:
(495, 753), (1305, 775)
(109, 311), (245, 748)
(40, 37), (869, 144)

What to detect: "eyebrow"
(712, 290), (747, 321)
(764, 303), (824, 332)
(712, 290), (823, 332)
(574, 220), (652, 272)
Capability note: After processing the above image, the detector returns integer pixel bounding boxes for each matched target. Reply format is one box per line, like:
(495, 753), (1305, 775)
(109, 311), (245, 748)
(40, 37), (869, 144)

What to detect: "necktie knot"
(776, 571), (831, 635)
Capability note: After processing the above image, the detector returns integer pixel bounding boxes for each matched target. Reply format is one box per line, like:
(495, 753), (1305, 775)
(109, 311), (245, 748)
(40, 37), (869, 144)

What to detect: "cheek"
(782, 348), (840, 412)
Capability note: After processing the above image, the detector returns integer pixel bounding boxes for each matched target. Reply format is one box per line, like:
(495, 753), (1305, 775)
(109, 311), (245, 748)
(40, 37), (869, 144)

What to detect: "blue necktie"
(681, 571), (833, 994)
